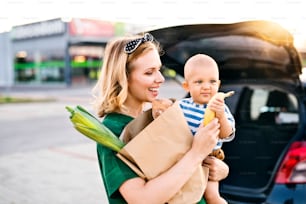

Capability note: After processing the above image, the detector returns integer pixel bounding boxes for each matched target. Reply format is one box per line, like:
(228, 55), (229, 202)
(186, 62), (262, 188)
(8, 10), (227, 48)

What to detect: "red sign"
(69, 18), (114, 37)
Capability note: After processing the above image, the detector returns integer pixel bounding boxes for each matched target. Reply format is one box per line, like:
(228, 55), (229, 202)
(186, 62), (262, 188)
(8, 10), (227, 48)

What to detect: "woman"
(92, 33), (229, 204)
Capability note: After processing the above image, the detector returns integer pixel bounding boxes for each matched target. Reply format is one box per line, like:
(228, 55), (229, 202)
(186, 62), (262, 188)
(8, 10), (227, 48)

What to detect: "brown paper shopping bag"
(117, 101), (208, 204)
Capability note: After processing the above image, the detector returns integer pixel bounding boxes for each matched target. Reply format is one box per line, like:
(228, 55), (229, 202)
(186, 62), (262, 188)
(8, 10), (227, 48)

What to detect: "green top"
(97, 112), (206, 204)
(97, 112), (137, 204)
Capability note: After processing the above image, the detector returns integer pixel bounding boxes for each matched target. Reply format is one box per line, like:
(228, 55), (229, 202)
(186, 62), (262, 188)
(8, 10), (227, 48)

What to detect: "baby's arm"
(218, 109), (234, 139)
(207, 97), (234, 139)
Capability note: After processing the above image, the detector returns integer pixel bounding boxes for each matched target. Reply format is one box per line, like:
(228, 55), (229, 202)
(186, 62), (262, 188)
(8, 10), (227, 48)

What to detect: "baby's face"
(184, 66), (220, 105)
(152, 98), (174, 119)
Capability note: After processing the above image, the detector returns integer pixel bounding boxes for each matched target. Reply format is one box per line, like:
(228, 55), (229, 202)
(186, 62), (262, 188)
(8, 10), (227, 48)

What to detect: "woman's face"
(127, 49), (164, 105)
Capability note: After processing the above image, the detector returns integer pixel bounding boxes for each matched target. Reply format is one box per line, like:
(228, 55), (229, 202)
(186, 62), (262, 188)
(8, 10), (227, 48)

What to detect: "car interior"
(220, 85), (299, 189)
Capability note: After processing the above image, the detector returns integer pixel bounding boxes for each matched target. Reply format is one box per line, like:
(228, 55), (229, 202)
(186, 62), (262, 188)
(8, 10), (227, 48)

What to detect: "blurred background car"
(148, 20), (306, 203)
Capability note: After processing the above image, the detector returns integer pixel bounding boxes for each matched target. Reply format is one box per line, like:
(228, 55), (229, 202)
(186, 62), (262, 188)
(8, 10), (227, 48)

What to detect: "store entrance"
(69, 45), (104, 85)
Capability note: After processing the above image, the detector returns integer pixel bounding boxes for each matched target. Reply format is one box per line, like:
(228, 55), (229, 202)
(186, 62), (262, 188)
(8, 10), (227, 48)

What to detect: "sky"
(1, 0), (306, 49)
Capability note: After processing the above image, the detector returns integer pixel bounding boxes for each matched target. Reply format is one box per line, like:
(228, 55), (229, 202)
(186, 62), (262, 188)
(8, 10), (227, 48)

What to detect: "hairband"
(124, 33), (154, 54)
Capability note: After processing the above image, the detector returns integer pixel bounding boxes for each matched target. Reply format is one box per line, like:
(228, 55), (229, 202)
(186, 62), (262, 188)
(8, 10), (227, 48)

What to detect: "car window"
(251, 89), (268, 119)
(250, 89), (299, 124)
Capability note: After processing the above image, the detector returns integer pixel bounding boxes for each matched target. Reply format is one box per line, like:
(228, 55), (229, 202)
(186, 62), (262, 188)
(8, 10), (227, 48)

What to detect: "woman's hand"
(191, 118), (220, 161)
(202, 156), (229, 181)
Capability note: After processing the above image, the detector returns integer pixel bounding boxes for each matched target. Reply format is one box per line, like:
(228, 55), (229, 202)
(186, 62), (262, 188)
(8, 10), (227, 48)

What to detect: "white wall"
(0, 32), (13, 87)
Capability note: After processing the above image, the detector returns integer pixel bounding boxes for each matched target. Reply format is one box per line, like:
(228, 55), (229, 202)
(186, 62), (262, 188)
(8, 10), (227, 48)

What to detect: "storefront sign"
(69, 18), (114, 37)
(11, 19), (66, 40)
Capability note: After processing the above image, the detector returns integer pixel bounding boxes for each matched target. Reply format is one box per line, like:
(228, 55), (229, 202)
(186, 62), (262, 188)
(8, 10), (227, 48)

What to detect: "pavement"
(0, 80), (186, 204)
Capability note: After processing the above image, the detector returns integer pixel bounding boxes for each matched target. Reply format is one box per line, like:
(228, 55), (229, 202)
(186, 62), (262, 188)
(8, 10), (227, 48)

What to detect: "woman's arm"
(119, 119), (220, 204)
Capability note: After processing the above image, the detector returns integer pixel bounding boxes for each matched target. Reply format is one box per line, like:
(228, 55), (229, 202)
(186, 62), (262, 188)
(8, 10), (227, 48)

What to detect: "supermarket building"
(0, 18), (142, 87)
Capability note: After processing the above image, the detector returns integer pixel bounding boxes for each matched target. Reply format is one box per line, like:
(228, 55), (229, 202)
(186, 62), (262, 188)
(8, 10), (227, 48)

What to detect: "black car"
(148, 20), (306, 203)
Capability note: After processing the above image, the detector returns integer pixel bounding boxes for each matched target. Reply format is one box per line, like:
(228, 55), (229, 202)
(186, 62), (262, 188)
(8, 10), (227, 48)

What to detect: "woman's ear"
(182, 81), (189, 92)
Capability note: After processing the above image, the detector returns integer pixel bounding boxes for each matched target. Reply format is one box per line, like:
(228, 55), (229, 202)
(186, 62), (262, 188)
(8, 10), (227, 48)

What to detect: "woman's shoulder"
(103, 112), (134, 136)
(104, 112), (134, 122)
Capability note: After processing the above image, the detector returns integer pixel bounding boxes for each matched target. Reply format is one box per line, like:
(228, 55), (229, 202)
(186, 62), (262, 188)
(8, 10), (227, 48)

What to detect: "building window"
(14, 50), (65, 83)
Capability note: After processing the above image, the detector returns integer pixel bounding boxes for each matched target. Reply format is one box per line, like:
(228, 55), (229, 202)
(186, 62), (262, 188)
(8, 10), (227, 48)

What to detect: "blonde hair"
(92, 34), (162, 117)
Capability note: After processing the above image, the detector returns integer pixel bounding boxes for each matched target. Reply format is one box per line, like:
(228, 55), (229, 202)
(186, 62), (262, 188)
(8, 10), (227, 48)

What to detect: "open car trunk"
(149, 20), (302, 84)
(147, 20), (303, 202)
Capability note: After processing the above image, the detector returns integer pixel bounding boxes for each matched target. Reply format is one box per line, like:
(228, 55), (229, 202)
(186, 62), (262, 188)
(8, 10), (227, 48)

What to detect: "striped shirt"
(179, 97), (235, 149)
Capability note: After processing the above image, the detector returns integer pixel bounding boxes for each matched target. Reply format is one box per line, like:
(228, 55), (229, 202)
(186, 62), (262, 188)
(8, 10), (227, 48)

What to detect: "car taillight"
(275, 141), (306, 184)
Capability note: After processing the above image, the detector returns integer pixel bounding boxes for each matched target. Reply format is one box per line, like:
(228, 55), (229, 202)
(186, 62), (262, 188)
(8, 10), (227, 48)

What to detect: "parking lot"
(0, 80), (185, 204)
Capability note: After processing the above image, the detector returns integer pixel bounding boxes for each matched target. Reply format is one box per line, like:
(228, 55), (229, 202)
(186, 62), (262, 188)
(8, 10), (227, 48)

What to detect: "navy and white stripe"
(179, 98), (206, 135)
(179, 97), (235, 150)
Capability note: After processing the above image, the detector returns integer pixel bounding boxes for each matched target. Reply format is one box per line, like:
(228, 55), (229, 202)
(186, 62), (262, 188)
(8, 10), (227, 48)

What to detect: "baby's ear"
(182, 81), (189, 92)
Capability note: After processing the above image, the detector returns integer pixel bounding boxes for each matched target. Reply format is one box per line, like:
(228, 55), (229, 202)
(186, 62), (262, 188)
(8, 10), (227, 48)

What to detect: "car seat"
(257, 90), (289, 124)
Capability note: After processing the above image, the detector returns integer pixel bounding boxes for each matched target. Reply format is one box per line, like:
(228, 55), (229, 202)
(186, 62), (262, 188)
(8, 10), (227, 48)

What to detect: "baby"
(178, 54), (235, 204)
